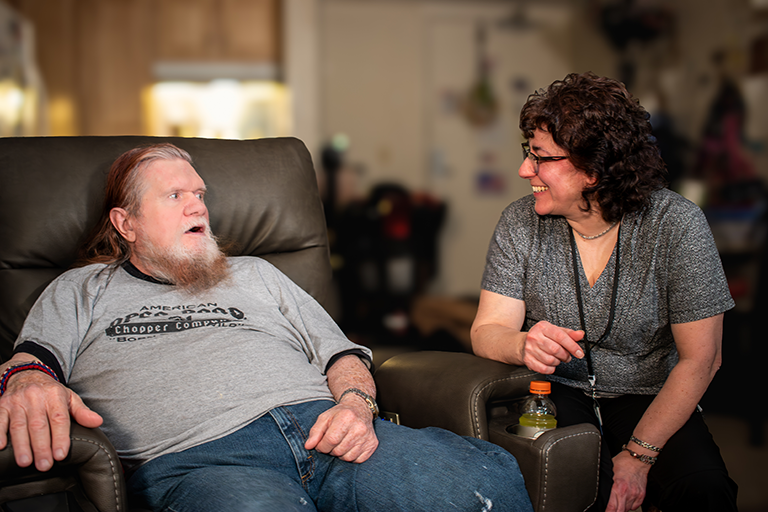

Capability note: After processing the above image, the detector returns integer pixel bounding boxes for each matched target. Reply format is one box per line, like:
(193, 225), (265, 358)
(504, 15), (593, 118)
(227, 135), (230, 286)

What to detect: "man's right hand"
(0, 356), (103, 472)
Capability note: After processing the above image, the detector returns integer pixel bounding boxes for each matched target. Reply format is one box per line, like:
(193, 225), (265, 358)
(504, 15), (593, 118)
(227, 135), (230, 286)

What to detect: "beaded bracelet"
(629, 435), (662, 453)
(621, 444), (658, 465)
(0, 361), (60, 397)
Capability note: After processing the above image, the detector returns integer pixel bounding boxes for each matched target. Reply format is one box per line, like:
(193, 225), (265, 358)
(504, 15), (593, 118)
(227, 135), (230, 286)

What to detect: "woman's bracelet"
(621, 444), (658, 465)
(0, 361), (60, 397)
(629, 435), (662, 453)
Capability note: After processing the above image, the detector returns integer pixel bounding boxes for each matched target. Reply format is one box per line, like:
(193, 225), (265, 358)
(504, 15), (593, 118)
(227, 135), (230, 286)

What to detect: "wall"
(283, 0), (320, 163)
(319, 0), (768, 298)
(319, 0), (616, 297)
(320, 1), (427, 193)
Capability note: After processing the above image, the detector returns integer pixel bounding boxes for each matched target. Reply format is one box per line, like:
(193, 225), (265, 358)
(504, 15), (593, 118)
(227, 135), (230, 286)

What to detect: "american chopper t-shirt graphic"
(105, 302), (247, 343)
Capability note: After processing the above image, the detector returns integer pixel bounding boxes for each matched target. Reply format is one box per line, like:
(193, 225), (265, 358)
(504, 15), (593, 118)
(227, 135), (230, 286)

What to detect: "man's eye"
(196, 193), (204, 200)
(170, 193), (179, 199)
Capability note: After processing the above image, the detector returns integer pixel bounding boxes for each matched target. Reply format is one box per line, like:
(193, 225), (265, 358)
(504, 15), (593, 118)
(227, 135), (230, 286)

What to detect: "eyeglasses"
(522, 143), (568, 174)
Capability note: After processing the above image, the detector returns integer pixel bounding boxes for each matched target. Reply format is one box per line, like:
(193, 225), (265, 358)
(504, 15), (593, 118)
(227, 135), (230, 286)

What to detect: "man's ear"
(109, 208), (137, 243)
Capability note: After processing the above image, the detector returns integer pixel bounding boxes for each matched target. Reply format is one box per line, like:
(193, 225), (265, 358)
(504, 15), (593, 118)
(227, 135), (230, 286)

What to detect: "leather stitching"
(584, 432), (601, 512)
(467, 371), (602, 511)
(71, 436), (122, 512)
(471, 372), (535, 438)
(541, 430), (601, 511)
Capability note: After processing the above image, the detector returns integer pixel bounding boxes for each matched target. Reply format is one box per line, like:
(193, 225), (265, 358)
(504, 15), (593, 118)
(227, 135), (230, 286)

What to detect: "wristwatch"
(339, 388), (379, 420)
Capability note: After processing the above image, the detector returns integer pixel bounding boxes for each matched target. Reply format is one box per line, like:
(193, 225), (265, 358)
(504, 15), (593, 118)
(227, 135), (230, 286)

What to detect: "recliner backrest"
(0, 136), (331, 361)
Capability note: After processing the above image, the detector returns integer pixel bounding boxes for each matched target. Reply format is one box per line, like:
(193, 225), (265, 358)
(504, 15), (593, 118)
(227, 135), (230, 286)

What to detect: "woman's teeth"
(532, 185), (549, 193)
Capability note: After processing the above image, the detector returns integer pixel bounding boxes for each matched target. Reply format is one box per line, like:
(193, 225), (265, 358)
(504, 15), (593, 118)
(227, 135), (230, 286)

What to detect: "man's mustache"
(182, 220), (213, 237)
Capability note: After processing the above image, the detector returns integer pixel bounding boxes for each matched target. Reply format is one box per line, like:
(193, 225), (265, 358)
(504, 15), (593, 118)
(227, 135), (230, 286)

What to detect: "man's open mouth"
(186, 225), (205, 234)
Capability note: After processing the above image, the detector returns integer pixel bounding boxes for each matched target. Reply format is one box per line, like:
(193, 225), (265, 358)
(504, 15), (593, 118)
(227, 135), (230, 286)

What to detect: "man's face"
(110, 156), (229, 292)
(131, 158), (211, 267)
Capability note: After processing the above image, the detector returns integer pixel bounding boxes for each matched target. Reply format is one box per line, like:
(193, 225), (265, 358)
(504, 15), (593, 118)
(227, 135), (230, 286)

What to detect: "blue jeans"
(127, 400), (533, 512)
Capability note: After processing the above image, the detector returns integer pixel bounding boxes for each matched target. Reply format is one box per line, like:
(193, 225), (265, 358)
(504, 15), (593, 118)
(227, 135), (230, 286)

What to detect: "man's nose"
(184, 195), (207, 216)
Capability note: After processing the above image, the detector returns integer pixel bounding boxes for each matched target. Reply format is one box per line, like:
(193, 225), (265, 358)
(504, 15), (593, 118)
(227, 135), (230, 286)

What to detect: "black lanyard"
(568, 221), (622, 431)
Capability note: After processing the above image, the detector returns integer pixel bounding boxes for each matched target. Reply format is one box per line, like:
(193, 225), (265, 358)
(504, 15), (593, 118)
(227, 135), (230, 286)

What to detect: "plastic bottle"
(519, 380), (557, 433)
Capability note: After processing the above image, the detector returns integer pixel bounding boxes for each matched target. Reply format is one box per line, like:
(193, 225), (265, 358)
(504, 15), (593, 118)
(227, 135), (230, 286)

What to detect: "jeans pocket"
(269, 406), (318, 488)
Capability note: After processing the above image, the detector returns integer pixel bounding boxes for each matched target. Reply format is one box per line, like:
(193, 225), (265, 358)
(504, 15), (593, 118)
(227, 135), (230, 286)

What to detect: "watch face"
(367, 398), (379, 416)
(341, 388), (378, 418)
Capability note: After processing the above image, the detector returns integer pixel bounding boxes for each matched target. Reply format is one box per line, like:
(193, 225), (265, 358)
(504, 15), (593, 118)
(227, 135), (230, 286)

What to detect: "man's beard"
(135, 223), (230, 294)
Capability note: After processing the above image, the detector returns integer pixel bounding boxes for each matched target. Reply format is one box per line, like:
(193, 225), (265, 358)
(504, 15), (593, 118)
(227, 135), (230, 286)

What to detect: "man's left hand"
(304, 400), (379, 463)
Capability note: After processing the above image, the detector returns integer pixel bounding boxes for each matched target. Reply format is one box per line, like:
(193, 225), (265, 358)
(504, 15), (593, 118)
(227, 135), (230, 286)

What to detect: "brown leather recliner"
(0, 136), (599, 512)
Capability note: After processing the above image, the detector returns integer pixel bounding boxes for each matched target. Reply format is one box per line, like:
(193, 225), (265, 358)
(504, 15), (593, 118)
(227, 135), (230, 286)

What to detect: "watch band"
(339, 387), (379, 420)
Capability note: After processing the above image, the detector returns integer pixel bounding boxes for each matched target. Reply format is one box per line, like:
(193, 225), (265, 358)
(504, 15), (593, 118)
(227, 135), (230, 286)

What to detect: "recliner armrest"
(488, 419), (600, 512)
(375, 351), (540, 439)
(0, 421), (127, 512)
(375, 351), (600, 512)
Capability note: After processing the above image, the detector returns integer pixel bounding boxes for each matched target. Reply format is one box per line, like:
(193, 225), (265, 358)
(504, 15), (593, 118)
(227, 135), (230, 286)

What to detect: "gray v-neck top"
(482, 188), (734, 395)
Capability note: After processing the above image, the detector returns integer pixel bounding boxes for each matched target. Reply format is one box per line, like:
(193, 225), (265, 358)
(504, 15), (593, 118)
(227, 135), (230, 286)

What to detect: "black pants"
(549, 382), (739, 512)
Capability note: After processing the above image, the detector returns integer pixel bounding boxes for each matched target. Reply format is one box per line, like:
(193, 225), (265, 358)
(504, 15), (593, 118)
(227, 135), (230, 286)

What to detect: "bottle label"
(518, 413), (557, 429)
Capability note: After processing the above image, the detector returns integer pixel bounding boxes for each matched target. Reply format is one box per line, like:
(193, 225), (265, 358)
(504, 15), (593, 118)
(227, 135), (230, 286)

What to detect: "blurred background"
(2, 0), (767, 509)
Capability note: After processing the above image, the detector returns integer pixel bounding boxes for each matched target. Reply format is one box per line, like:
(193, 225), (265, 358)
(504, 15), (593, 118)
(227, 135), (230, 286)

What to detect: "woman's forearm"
(634, 315), (722, 455)
(470, 323), (527, 366)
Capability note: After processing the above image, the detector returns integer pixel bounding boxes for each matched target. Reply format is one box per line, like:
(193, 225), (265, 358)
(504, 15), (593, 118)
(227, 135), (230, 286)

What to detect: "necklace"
(572, 221), (618, 240)
(569, 223), (622, 433)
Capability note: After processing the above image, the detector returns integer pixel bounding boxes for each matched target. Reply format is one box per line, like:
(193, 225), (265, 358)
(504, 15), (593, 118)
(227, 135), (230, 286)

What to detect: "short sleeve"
(481, 199), (534, 299)
(666, 205), (735, 323)
(15, 267), (107, 380)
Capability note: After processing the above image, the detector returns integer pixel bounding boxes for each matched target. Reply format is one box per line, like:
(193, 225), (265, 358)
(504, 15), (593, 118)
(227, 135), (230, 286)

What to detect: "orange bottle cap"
(529, 380), (551, 394)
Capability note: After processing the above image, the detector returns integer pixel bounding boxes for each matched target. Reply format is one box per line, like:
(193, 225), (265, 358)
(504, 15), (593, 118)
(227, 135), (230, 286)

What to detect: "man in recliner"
(0, 143), (533, 512)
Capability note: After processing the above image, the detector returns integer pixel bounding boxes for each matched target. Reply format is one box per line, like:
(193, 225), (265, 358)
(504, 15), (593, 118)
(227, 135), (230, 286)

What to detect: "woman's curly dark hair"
(520, 72), (667, 223)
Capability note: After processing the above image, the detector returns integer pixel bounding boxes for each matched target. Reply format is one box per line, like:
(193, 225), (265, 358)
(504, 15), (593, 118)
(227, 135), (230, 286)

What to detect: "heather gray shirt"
(482, 188), (734, 395)
(15, 257), (371, 469)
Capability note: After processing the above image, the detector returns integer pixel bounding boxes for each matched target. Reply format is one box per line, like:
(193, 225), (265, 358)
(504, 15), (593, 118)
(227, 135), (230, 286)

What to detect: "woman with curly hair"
(471, 72), (738, 512)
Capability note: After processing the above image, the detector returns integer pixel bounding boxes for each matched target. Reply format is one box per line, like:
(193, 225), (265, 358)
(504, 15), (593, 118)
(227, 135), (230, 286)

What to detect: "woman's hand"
(472, 290), (586, 369)
(521, 321), (585, 374)
(606, 450), (651, 512)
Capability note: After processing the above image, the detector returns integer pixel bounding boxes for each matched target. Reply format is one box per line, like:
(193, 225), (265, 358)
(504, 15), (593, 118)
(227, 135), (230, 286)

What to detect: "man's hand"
(0, 364), (103, 472)
(304, 395), (378, 463)
(521, 321), (585, 374)
(606, 450), (651, 512)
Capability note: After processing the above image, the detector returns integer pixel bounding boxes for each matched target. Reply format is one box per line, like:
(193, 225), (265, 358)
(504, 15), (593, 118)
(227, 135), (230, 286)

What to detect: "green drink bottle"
(519, 380), (557, 432)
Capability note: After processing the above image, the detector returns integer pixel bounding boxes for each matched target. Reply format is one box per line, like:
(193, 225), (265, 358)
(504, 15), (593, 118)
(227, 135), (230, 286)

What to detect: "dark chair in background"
(0, 136), (599, 512)
(333, 183), (447, 344)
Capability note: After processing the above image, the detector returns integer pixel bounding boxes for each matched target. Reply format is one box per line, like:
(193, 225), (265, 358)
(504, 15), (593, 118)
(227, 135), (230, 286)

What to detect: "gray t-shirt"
(15, 256), (371, 469)
(482, 188), (734, 395)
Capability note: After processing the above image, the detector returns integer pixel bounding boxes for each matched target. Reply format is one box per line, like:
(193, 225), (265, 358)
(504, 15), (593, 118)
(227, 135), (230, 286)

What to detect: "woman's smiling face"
(519, 128), (596, 219)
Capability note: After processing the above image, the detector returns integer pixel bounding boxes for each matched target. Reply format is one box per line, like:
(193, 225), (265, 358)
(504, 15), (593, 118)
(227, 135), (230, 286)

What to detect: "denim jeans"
(127, 400), (533, 512)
